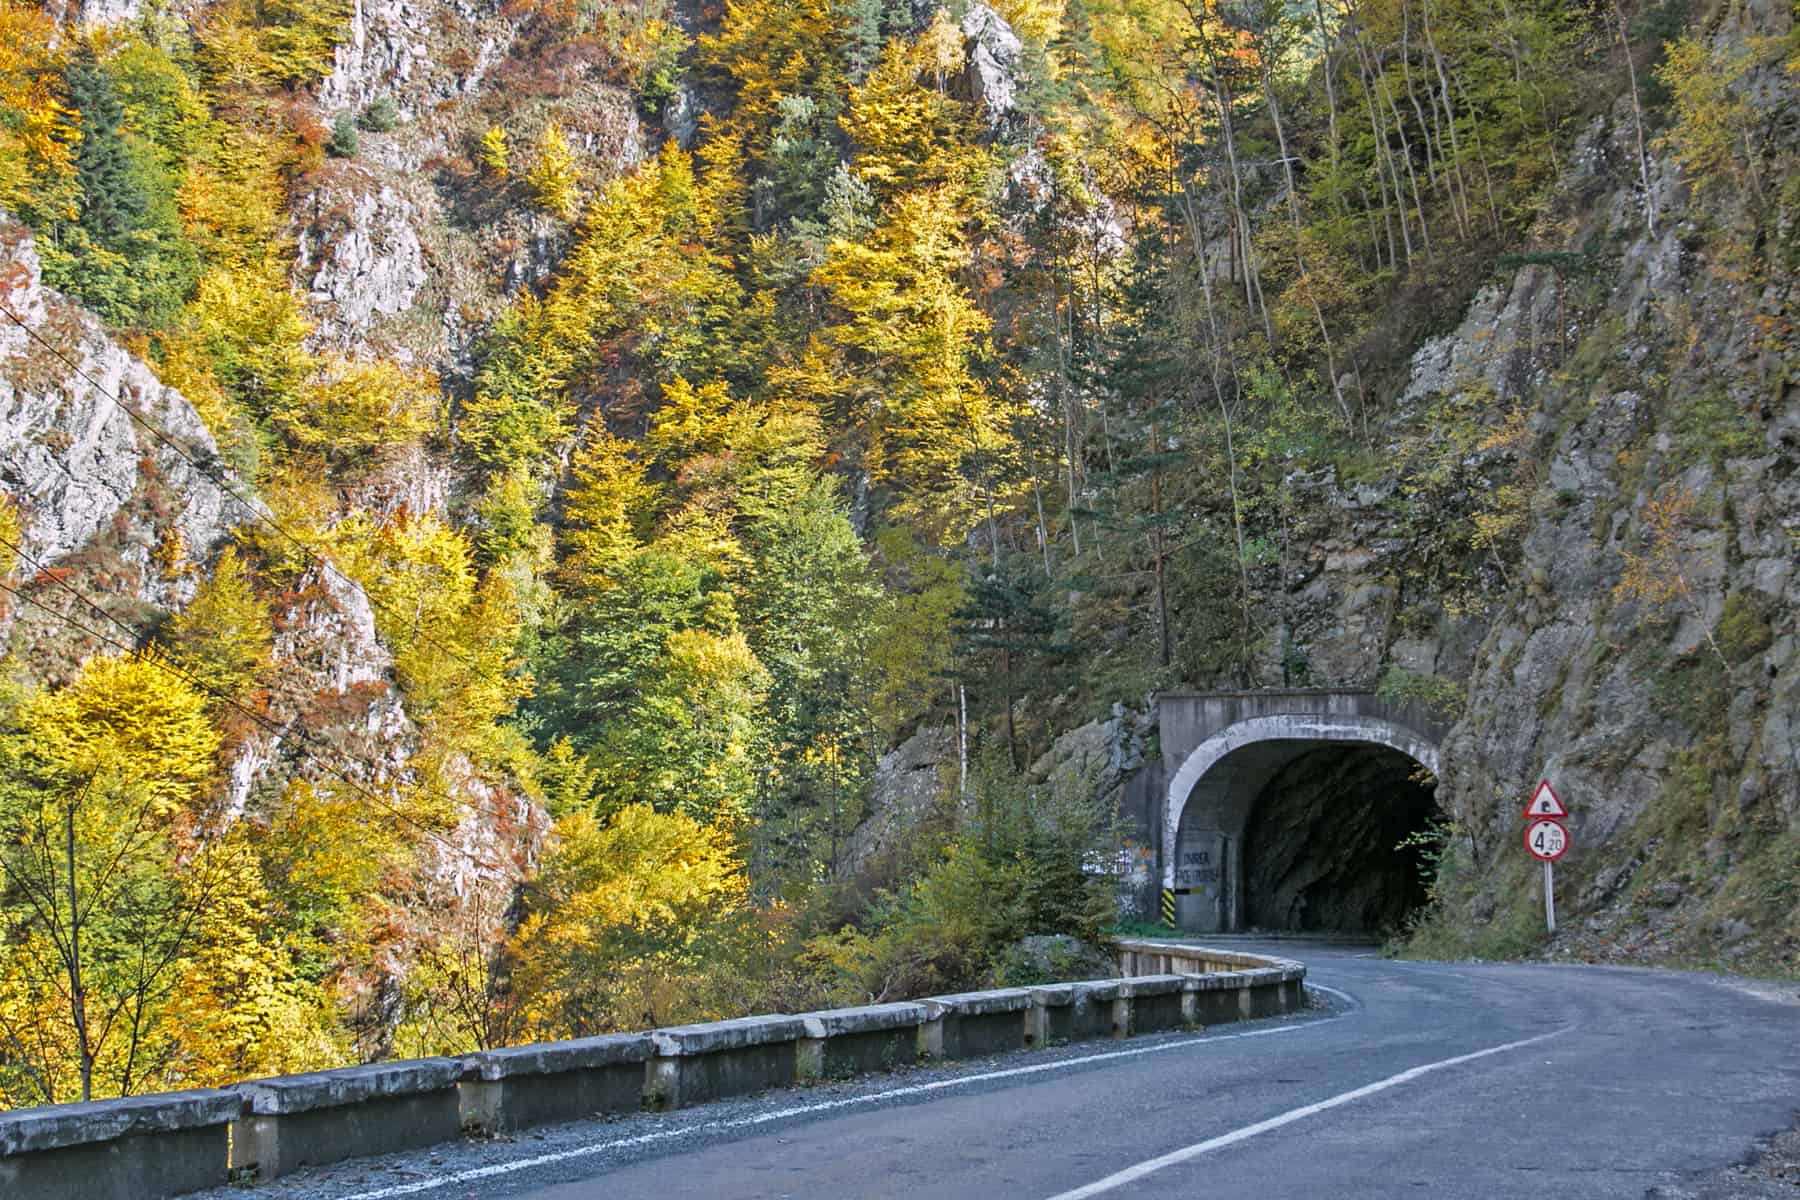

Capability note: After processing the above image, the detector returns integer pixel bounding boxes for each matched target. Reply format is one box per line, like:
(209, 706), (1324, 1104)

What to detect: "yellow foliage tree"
(174, 261), (314, 421)
(508, 804), (748, 1036)
(0, 2), (77, 222)
(0, 655), (223, 1101)
(643, 375), (735, 472)
(349, 511), (532, 766)
(842, 22), (987, 197)
(274, 357), (441, 458)
(697, 0), (845, 162)
(165, 545), (273, 703)
(1656, 37), (1766, 199)
(559, 428), (659, 595)
(159, 839), (344, 1087)
(478, 125), (510, 177)
(0, 492), (18, 577)
(797, 186), (1014, 540)
(528, 121), (581, 218)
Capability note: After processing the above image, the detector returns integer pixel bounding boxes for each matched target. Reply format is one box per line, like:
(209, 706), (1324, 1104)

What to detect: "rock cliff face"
(0, 207), (552, 1063)
(0, 216), (248, 641)
(1432, 112), (1799, 964)
(294, 174), (430, 350)
(1242, 7), (1798, 964)
(1, 210), (407, 799)
(319, 0), (514, 118)
(291, 0), (649, 371)
(0, 205), (543, 967)
(847, 726), (958, 876)
(959, 4), (1022, 126)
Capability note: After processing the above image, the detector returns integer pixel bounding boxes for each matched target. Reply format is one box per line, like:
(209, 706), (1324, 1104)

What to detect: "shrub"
(357, 96), (399, 132)
(271, 358), (440, 458)
(802, 755), (1118, 1004)
(527, 121), (579, 217)
(1376, 666), (1467, 719)
(325, 112), (358, 158)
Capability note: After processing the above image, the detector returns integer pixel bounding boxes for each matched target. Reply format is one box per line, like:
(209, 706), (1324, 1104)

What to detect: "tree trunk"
(66, 799), (91, 1103)
(1001, 641), (1019, 770)
(1262, 61), (1353, 427)
(1149, 422), (1172, 669)
(1610, 0), (1658, 236)
(957, 685), (969, 803)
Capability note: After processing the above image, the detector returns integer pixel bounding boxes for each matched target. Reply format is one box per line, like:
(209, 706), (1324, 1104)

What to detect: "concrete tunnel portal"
(1155, 692), (1449, 936)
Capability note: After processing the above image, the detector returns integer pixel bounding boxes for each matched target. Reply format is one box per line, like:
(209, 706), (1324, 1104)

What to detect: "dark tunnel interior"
(1241, 744), (1444, 934)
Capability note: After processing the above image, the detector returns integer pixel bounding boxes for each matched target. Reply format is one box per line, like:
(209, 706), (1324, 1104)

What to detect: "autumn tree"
(528, 121), (580, 218)
(508, 804), (748, 1036)
(164, 545), (273, 703)
(0, 655), (222, 1103)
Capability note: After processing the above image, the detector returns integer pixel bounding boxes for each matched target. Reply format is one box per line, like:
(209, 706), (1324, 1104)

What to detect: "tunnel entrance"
(1240, 744), (1442, 934)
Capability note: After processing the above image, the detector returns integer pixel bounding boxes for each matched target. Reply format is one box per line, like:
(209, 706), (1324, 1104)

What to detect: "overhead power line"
(0, 533), (503, 873)
(0, 299), (491, 679)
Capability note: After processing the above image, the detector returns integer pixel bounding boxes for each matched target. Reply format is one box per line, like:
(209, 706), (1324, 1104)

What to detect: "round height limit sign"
(1525, 819), (1568, 861)
(1524, 781), (1570, 932)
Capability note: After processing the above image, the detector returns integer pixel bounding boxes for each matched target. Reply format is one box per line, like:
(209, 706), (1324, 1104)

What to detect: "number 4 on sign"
(1524, 780), (1568, 819)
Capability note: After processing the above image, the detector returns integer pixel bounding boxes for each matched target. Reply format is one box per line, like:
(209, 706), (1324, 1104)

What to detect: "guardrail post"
(1111, 993), (1133, 1038)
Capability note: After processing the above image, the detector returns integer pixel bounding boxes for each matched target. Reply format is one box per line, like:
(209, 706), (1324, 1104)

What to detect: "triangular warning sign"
(1525, 780), (1568, 819)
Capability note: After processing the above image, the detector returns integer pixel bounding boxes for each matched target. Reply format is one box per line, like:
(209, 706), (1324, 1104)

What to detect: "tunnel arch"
(1160, 713), (1443, 932)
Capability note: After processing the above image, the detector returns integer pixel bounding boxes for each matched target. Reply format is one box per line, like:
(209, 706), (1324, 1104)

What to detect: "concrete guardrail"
(0, 940), (1306, 1197)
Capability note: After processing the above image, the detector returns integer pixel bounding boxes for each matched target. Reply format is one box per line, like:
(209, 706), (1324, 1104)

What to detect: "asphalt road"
(252, 943), (1800, 1200)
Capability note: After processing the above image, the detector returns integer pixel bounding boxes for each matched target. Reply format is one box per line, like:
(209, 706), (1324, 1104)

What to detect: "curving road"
(233, 943), (1800, 1200)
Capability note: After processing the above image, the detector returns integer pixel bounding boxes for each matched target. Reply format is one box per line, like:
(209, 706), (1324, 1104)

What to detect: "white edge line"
(332, 1015), (1343, 1200)
(1306, 982), (1360, 1009)
(1040, 1024), (1575, 1200)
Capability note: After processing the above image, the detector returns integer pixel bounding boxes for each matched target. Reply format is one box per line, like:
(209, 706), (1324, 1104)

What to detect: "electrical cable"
(0, 535), (503, 872)
(0, 299), (493, 679)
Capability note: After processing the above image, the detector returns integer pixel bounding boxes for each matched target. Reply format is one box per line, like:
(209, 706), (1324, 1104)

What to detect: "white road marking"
(332, 1016), (1343, 1200)
(1040, 1025), (1574, 1200)
(1305, 983), (1359, 1009)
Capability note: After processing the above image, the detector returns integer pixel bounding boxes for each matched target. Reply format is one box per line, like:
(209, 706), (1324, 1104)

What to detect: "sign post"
(1544, 860), (1555, 934)
(1524, 782), (1570, 934)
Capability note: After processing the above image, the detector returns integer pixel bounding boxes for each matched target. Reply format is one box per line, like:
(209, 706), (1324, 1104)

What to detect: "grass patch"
(1393, 837), (1549, 962)
(1669, 386), (1764, 465)
(1649, 649), (1730, 734)
(1716, 592), (1775, 664)
(1376, 665), (1467, 720)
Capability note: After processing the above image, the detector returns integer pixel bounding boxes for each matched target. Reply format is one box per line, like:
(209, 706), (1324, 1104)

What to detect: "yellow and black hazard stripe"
(1160, 887), (1176, 927)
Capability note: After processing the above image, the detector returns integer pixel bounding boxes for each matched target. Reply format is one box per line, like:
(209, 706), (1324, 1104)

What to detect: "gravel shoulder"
(1653, 1119), (1800, 1199)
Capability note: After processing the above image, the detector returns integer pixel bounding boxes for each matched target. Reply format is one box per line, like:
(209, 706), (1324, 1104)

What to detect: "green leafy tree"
(41, 46), (198, 326)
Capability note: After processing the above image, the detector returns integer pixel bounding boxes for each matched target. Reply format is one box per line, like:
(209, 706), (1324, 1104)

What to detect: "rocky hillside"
(1430, 15), (1800, 966)
(0, 0), (1794, 1106)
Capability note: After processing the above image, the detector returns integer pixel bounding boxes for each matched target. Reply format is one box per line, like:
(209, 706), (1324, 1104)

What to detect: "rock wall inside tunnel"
(1241, 746), (1442, 933)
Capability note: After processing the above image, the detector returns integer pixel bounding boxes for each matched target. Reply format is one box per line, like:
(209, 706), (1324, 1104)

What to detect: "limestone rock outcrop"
(960, 4), (1022, 126)
(294, 173), (429, 348)
(0, 214), (248, 622)
(846, 725), (957, 875)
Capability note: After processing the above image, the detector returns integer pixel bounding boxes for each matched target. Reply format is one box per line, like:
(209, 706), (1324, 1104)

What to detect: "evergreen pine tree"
(64, 49), (147, 245)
